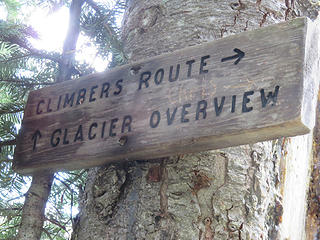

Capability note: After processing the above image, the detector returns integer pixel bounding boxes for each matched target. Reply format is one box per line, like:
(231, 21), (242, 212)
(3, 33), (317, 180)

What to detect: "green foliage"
(36, 170), (87, 240)
(0, 0), (125, 239)
(0, 201), (23, 239)
(1, 0), (21, 22)
(81, 0), (127, 67)
(0, 42), (18, 58)
(0, 16), (33, 240)
(43, 170), (87, 239)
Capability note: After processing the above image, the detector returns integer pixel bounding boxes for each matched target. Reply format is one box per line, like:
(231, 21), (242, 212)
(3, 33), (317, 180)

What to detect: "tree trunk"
(57, 0), (85, 82)
(17, 172), (53, 240)
(17, 0), (85, 239)
(306, 94), (320, 239)
(71, 1), (319, 239)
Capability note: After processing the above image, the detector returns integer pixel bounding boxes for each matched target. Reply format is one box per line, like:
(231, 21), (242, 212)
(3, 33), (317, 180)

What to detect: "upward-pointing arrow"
(221, 48), (245, 65)
(32, 130), (41, 151)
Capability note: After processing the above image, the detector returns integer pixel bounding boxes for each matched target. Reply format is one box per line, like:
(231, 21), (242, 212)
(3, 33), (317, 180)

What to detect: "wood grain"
(13, 18), (319, 175)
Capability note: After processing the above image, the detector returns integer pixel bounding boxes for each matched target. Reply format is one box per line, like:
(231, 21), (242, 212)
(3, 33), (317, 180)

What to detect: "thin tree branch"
(0, 210), (22, 227)
(85, 0), (124, 52)
(44, 217), (67, 232)
(42, 227), (54, 240)
(0, 107), (24, 115)
(1, 223), (21, 231)
(0, 53), (32, 64)
(50, 202), (65, 220)
(0, 78), (54, 86)
(30, 50), (62, 64)
(56, 171), (86, 186)
(7, 193), (26, 202)
(70, 189), (74, 225)
(4, 39), (62, 64)
(3, 39), (62, 64)
(84, 0), (100, 12)
(0, 207), (23, 211)
(85, 0), (122, 19)
(0, 157), (14, 163)
(54, 175), (72, 191)
(0, 139), (17, 148)
(66, 169), (87, 177)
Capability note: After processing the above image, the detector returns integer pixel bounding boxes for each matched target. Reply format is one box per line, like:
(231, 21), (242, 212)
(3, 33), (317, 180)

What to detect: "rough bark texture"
(72, 1), (319, 239)
(306, 90), (320, 240)
(17, 172), (54, 240)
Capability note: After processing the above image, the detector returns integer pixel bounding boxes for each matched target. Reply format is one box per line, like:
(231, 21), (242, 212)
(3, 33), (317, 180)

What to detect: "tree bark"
(17, 172), (53, 240)
(57, 0), (85, 82)
(71, 1), (319, 239)
(306, 92), (320, 240)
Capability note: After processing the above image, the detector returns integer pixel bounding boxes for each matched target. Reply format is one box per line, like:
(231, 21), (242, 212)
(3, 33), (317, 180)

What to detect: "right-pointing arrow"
(221, 48), (245, 65)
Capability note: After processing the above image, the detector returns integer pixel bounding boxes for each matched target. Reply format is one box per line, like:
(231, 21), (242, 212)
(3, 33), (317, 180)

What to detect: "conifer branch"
(0, 78), (54, 86)
(0, 107), (24, 115)
(45, 217), (67, 231)
(0, 139), (16, 148)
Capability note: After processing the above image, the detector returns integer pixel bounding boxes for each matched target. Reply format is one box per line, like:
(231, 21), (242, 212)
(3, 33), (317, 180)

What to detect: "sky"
(0, 1), (120, 72)
(0, 2), (6, 20)
(1, 1), (125, 235)
(28, 7), (69, 52)
(0, 2), (107, 225)
(27, 6), (109, 72)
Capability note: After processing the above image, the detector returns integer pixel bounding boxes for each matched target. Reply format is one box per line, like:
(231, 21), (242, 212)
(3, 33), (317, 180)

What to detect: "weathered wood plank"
(13, 18), (319, 174)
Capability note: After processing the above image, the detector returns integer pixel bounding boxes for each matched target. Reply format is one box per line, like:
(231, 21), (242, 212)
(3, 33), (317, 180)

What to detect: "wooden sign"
(14, 18), (319, 174)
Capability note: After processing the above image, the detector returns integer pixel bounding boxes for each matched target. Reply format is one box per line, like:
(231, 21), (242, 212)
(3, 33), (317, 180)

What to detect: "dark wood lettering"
(14, 18), (315, 175)
(166, 107), (177, 125)
(199, 55), (210, 74)
(242, 91), (254, 113)
(89, 85), (98, 102)
(122, 115), (132, 133)
(114, 79), (123, 95)
(186, 59), (195, 77)
(154, 69), (164, 85)
(139, 71), (151, 90)
(260, 86), (280, 107)
(109, 118), (118, 137)
(76, 88), (86, 105)
(181, 103), (191, 123)
(74, 125), (84, 142)
(63, 92), (75, 108)
(51, 129), (61, 147)
(100, 82), (110, 98)
(150, 111), (161, 128)
(231, 95), (236, 113)
(169, 64), (180, 82)
(36, 100), (45, 114)
(89, 122), (98, 140)
(57, 95), (62, 111)
(221, 48), (245, 65)
(214, 96), (225, 116)
(46, 98), (53, 113)
(196, 100), (207, 120)
(101, 121), (106, 138)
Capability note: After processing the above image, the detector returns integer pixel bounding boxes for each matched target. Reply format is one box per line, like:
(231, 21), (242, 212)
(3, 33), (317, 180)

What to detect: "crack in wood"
(159, 158), (169, 217)
(226, 205), (244, 239)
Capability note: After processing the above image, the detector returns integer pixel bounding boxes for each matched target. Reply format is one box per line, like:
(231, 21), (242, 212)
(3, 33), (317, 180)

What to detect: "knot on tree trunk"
(93, 165), (127, 220)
